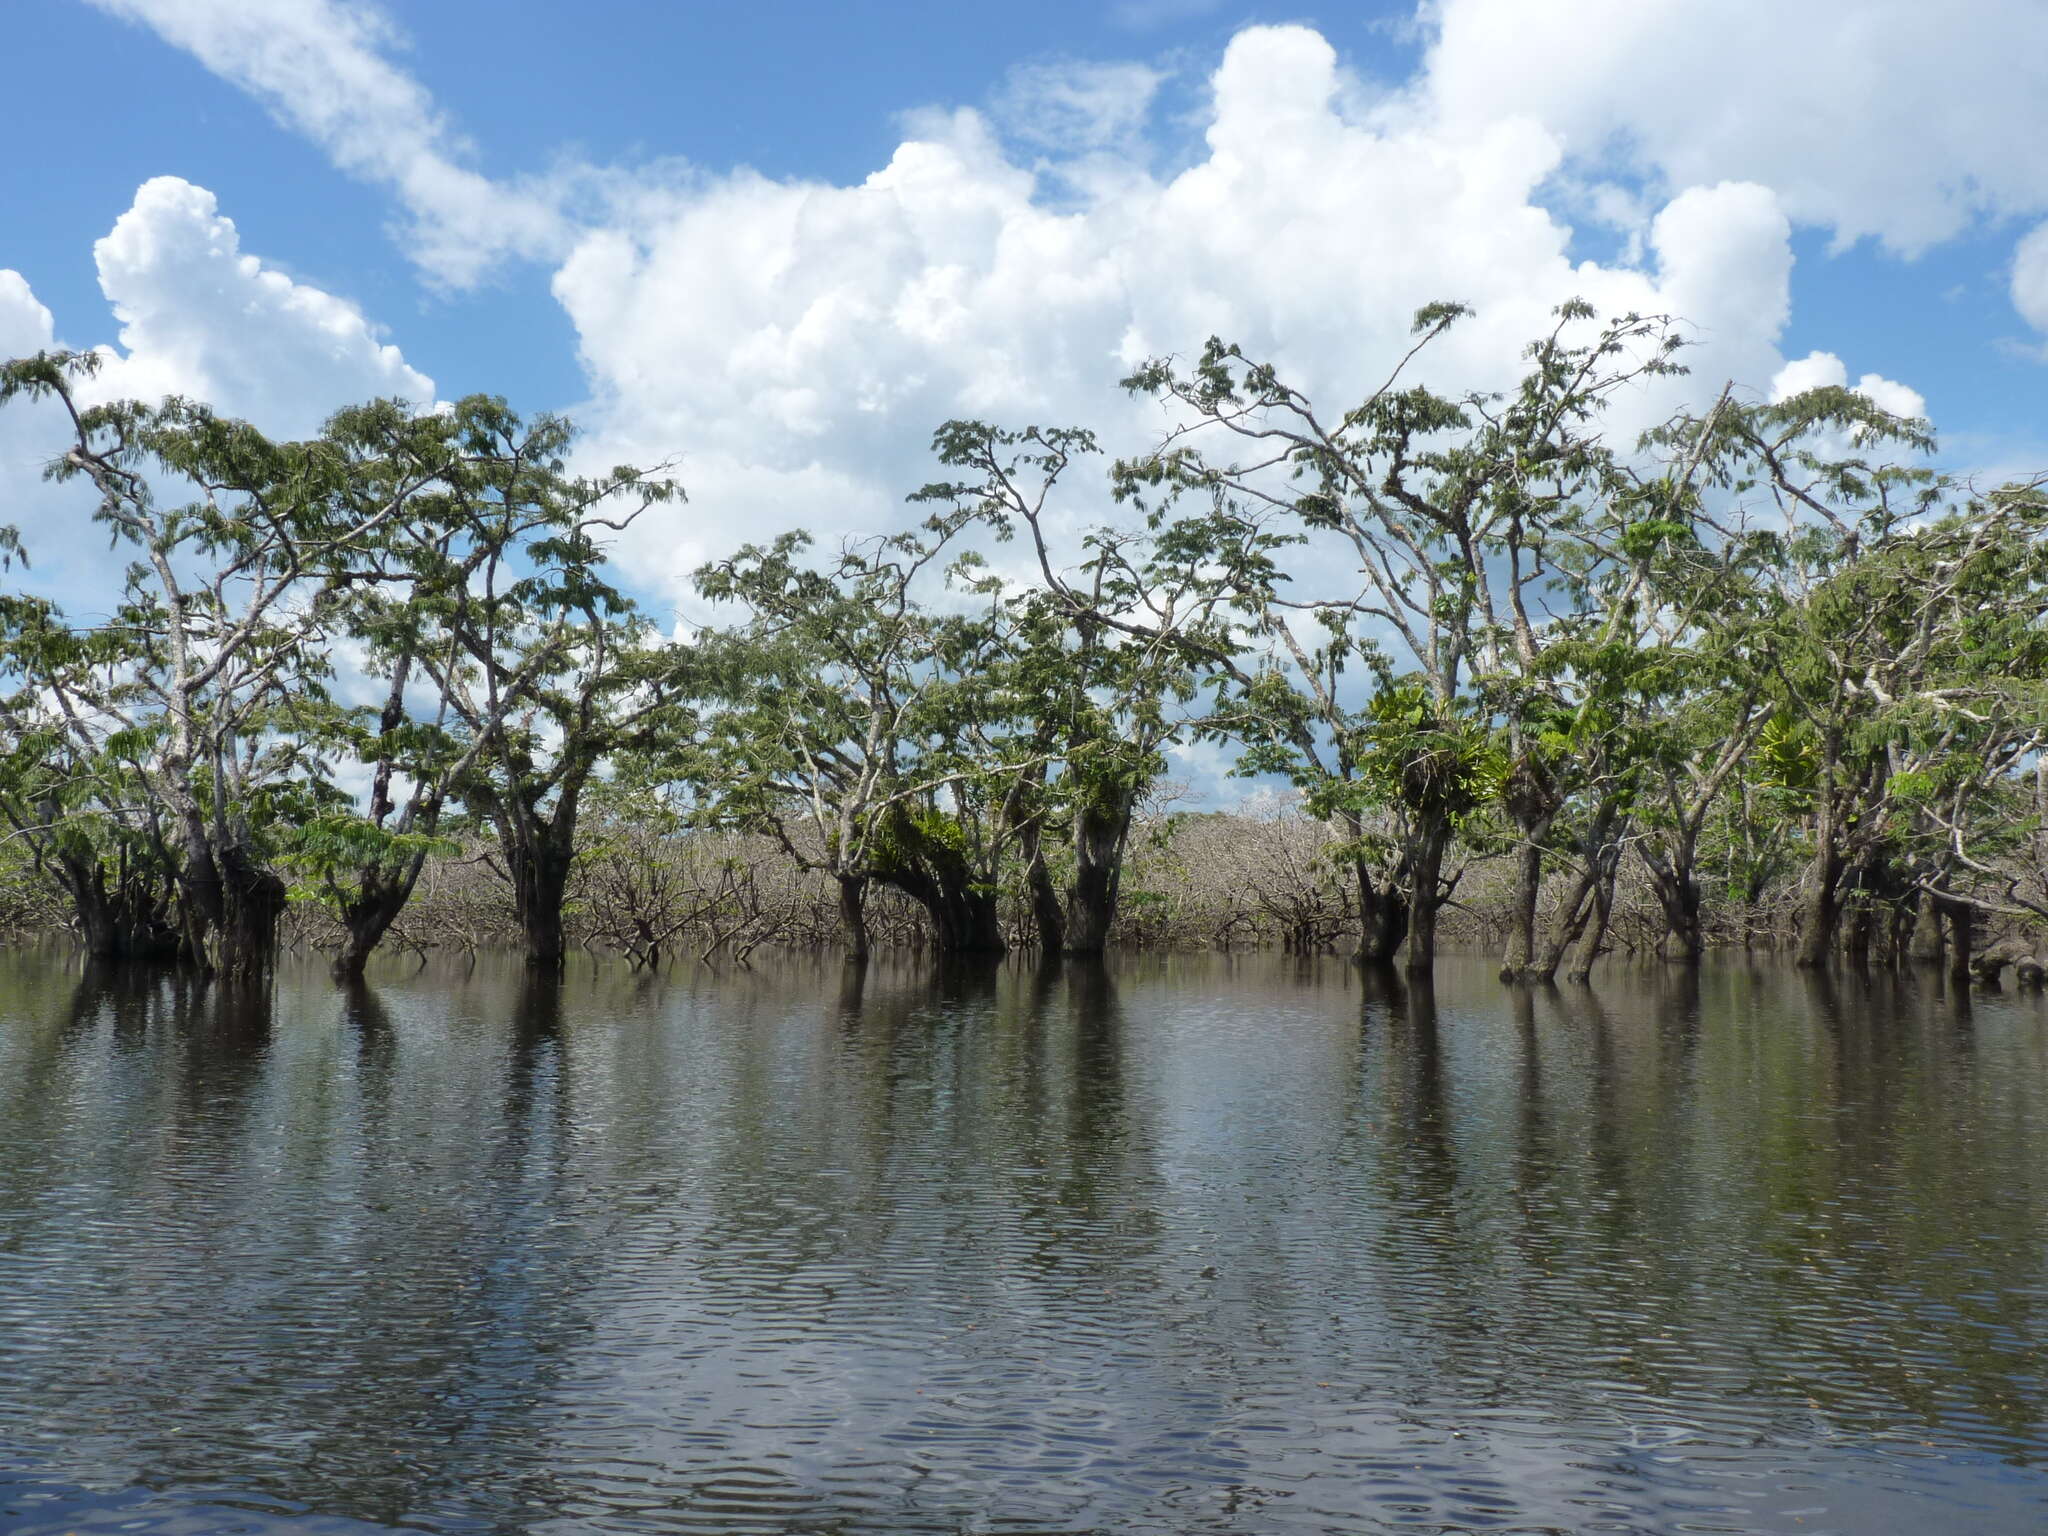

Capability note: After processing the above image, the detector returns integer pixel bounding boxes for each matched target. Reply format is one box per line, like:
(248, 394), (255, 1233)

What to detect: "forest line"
(4, 301), (2047, 985)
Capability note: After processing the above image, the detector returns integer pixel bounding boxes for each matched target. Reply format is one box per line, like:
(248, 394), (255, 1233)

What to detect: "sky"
(3, 0), (2047, 624)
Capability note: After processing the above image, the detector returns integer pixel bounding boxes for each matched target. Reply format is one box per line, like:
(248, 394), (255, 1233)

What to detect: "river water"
(0, 950), (2043, 1535)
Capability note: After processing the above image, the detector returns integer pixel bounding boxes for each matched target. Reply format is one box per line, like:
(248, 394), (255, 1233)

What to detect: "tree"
(340, 398), (685, 971)
(1691, 389), (2048, 969)
(0, 589), (182, 961)
(684, 517), (1029, 959)
(1121, 301), (1685, 974)
(290, 397), (685, 974)
(914, 420), (1289, 956)
(0, 352), (432, 978)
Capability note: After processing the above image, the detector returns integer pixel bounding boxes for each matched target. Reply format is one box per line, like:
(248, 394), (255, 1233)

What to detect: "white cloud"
(553, 28), (1803, 601)
(51, 12), (2046, 613)
(1853, 373), (1929, 423)
(84, 0), (567, 287)
(1417, 0), (2048, 340)
(1420, 0), (2048, 255)
(0, 272), (55, 359)
(1770, 349), (1927, 421)
(85, 177), (434, 433)
(0, 180), (434, 604)
(98, 0), (2048, 348)
(2014, 221), (2048, 343)
(0, 273), (67, 578)
(1769, 351), (1852, 403)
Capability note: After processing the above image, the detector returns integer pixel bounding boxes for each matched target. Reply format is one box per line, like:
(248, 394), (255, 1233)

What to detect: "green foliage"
(8, 306), (2047, 971)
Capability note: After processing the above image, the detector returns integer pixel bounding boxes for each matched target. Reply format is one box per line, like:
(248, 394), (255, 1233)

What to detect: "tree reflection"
(1064, 959), (1126, 1141)
(63, 962), (161, 1042)
(834, 957), (869, 1024)
(927, 954), (1002, 1008)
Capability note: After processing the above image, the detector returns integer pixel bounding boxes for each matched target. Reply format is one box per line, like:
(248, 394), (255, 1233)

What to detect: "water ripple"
(0, 953), (2044, 1533)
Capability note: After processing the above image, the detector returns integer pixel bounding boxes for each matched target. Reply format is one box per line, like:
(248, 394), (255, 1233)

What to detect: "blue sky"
(3, 0), (2046, 617)
(5, 2), (1428, 412)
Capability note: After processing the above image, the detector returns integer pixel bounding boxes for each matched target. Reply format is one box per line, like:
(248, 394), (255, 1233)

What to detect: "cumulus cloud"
(84, 0), (567, 287)
(47, 9), (2048, 612)
(1769, 350), (1927, 421)
(85, 177), (434, 432)
(89, 0), (2048, 349)
(0, 271), (55, 359)
(552, 29), (1800, 601)
(0, 180), (434, 604)
(1420, 0), (2048, 256)
(0, 273), (67, 574)
(1417, 0), (2048, 343)
(1763, 350), (1932, 498)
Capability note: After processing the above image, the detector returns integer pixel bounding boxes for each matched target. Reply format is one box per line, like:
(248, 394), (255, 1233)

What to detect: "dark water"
(1, 951), (2045, 1535)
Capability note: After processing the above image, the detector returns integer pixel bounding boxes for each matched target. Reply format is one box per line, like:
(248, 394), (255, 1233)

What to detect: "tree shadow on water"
(926, 954), (1003, 1010)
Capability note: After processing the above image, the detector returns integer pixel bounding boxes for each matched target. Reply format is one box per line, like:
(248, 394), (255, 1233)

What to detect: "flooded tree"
(6, 311), (2048, 980)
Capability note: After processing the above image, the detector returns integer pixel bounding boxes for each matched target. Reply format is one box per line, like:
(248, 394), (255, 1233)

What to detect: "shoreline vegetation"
(5, 301), (2047, 988)
(7, 803), (2047, 985)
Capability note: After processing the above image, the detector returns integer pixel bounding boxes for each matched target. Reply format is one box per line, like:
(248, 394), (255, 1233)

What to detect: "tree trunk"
(1353, 855), (1408, 966)
(1403, 813), (1450, 975)
(53, 852), (178, 964)
(907, 881), (1004, 955)
(1844, 852), (1885, 966)
(838, 873), (870, 962)
(876, 814), (1008, 958)
(1564, 848), (1619, 983)
(1063, 789), (1134, 957)
(1639, 837), (1704, 962)
(511, 832), (575, 970)
(1942, 896), (1974, 985)
(332, 857), (431, 981)
(1027, 854), (1064, 954)
(1012, 762), (1064, 954)
(331, 658), (427, 982)
(334, 916), (386, 983)
(1501, 834), (1547, 982)
(1536, 857), (1608, 984)
(1539, 809), (1620, 979)
(1497, 755), (1559, 983)
(175, 834), (285, 981)
(1794, 844), (1843, 969)
(1908, 888), (1945, 965)
(212, 847), (287, 982)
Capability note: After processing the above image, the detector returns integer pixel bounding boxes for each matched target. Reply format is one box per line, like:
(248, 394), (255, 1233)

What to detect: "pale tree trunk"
(1530, 847), (1608, 985)
(1353, 854), (1408, 966)
(1063, 788), (1135, 957)
(1640, 835), (1705, 962)
(1499, 837), (1545, 982)
(1498, 757), (1559, 983)
(1795, 774), (1845, 969)
(1012, 761), (1064, 954)
(1027, 851), (1065, 954)
(1908, 888), (1945, 964)
(1563, 845), (1620, 983)
(1942, 895), (1974, 985)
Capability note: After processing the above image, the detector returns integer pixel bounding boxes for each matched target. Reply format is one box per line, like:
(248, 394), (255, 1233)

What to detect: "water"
(0, 950), (2044, 1535)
